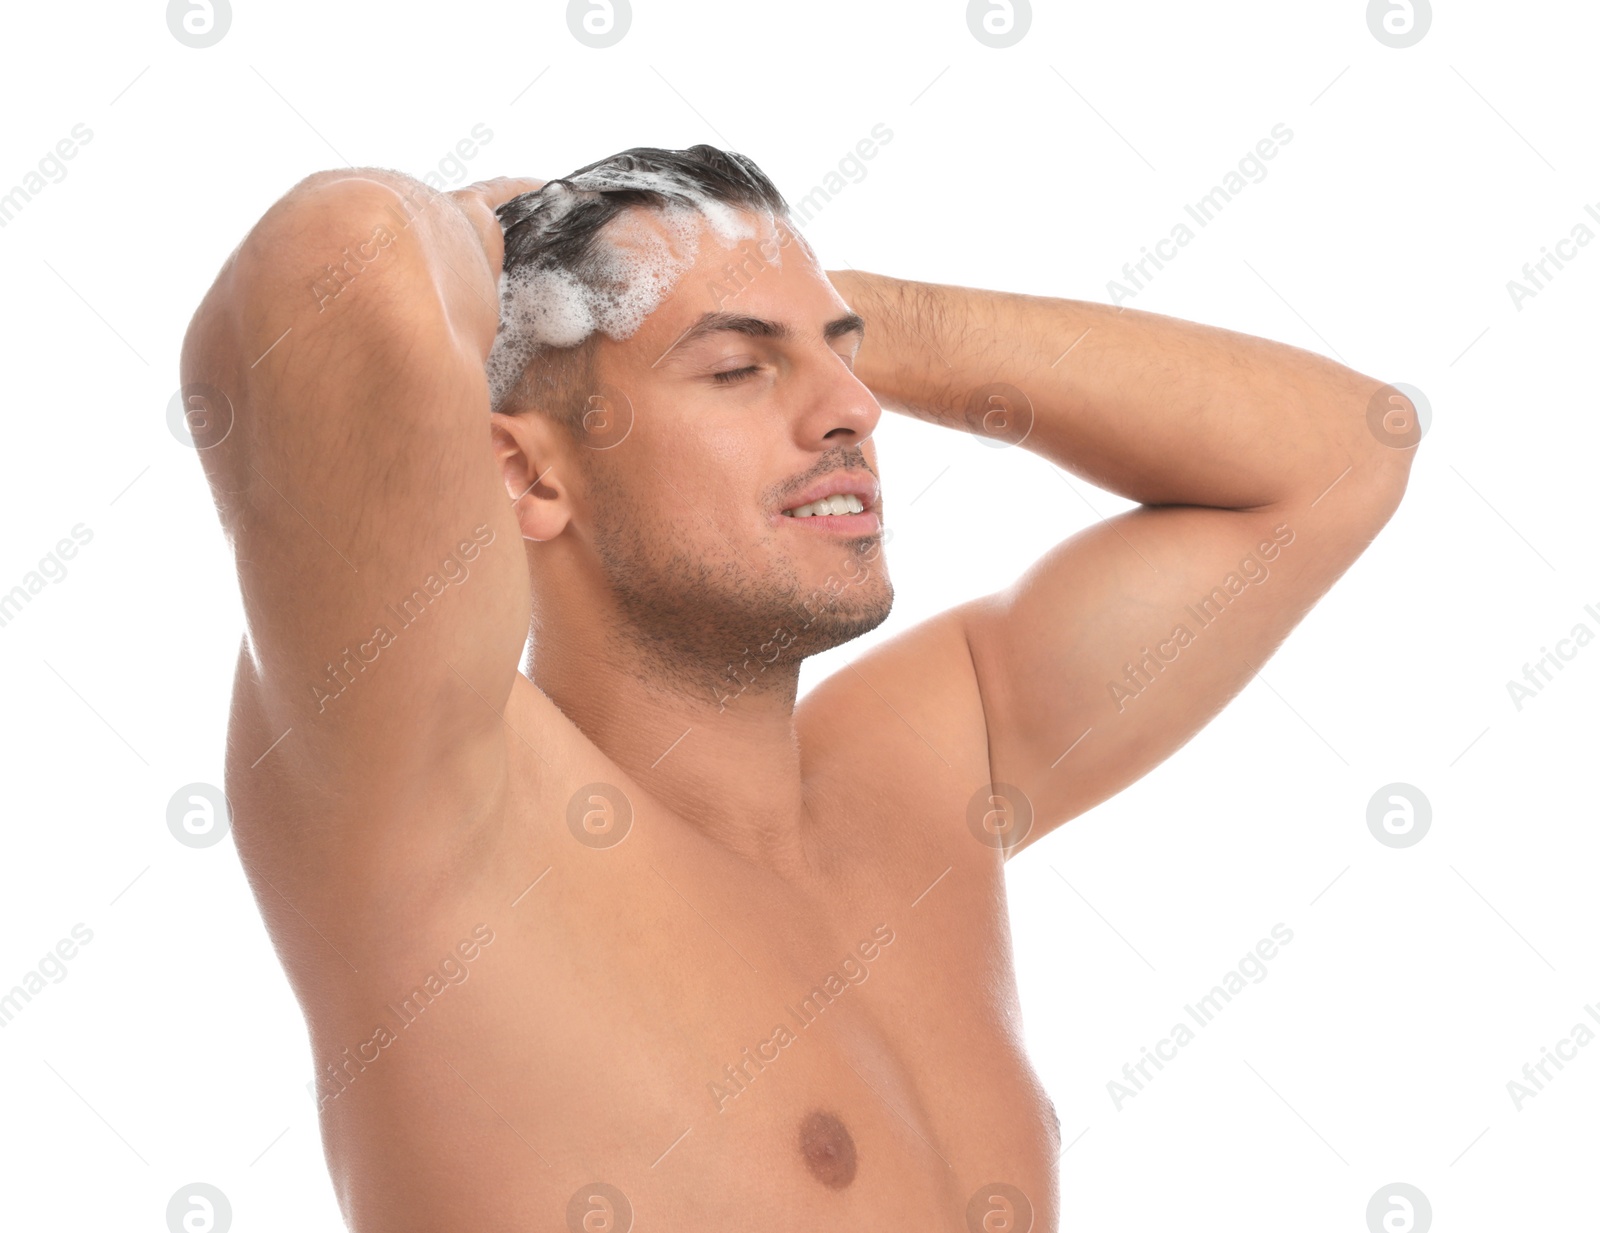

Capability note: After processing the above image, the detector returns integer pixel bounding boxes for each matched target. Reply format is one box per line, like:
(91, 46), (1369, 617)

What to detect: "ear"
(490, 411), (572, 542)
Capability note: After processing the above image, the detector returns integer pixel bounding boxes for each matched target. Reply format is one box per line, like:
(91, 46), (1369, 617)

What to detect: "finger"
(468, 177), (547, 209)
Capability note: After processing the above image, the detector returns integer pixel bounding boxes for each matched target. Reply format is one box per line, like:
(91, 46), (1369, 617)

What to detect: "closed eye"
(711, 365), (761, 384)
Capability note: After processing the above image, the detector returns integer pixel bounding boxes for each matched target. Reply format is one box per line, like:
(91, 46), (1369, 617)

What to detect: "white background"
(1, 1), (1594, 1229)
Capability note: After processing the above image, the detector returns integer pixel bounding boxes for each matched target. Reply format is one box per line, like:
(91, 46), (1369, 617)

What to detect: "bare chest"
(278, 756), (1060, 1229)
(399, 796), (1064, 1231)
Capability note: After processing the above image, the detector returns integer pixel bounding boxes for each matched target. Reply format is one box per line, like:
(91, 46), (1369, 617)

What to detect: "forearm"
(830, 269), (1410, 510)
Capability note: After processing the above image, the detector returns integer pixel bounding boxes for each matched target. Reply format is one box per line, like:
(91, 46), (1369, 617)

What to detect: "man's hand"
(446, 176), (546, 290)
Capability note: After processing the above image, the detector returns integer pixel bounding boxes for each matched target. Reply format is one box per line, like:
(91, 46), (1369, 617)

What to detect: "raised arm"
(181, 171), (542, 844)
(827, 269), (1418, 856)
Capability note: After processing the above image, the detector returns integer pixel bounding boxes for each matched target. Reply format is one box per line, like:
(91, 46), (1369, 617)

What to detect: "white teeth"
(786, 493), (865, 518)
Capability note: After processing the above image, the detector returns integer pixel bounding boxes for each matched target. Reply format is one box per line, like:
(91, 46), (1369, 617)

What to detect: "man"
(180, 145), (1416, 1231)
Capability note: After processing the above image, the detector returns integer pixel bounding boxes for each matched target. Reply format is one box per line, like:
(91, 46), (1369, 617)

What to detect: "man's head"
(486, 145), (788, 429)
(486, 145), (893, 707)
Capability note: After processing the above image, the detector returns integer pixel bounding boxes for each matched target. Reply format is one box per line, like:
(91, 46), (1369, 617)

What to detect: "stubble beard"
(589, 487), (893, 708)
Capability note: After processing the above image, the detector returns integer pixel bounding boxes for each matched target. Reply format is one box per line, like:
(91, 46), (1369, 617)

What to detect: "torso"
(232, 669), (1061, 1232)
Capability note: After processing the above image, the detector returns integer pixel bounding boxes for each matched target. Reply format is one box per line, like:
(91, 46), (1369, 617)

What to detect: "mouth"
(779, 476), (882, 535)
(783, 493), (867, 518)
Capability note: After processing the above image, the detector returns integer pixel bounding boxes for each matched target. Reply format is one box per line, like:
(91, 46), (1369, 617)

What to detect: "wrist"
(443, 190), (506, 282)
(827, 268), (906, 402)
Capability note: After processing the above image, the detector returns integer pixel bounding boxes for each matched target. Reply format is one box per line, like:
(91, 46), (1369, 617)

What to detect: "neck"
(529, 612), (812, 873)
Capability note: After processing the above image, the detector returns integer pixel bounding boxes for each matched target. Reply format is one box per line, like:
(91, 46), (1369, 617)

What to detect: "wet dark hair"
(490, 144), (790, 433)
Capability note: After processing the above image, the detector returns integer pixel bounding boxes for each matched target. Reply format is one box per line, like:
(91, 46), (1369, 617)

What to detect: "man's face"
(565, 206), (893, 697)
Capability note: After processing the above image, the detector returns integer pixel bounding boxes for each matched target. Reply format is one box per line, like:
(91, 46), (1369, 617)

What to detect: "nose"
(794, 351), (882, 449)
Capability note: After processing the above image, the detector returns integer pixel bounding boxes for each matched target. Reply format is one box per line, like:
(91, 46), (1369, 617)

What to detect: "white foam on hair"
(486, 166), (785, 410)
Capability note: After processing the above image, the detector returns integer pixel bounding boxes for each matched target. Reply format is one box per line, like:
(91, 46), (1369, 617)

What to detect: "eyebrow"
(652, 310), (865, 367)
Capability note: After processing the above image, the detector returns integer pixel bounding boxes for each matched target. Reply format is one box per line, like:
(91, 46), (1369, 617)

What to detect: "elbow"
(1285, 378), (1421, 529)
(1330, 380), (1423, 532)
(1360, 380), (1424, 506)
(1363, 380), (1427, 460)
(235, 172), (416, 276)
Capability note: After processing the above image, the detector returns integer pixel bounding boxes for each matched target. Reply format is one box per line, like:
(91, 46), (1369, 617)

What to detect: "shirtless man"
(180, 145), (1417, 1231)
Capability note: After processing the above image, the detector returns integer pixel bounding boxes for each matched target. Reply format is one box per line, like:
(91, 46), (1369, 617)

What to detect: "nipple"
(799, 1109), (857, 1189)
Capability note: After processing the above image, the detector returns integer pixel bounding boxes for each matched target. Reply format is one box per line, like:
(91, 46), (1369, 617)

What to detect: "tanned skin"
(180, 169), (1416, 1231)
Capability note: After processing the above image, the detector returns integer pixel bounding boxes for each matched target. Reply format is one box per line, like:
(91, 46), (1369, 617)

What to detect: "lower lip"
(780, 510), (882, 535)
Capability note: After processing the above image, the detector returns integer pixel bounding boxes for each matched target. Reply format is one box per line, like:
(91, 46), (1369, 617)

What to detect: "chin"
(788, 577), (894, 658)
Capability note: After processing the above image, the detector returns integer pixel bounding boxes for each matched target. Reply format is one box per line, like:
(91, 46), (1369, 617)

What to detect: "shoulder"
(796, 604), (997, 861)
